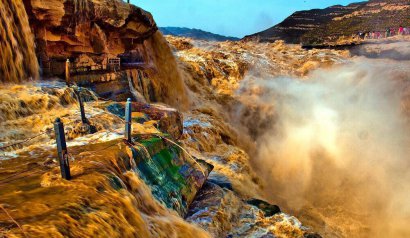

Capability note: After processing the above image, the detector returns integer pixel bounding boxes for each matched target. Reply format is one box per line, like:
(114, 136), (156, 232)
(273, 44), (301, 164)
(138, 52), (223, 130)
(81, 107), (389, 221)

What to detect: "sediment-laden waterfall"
(73, 0), (90, 22)
(0, 0), (39, 83)
(143, 31), (190, 109)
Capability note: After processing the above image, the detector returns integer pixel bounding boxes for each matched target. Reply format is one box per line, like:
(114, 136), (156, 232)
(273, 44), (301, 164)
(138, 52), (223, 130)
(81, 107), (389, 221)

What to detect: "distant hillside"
(244, 0), (410, 46)
(160, 27), (239, 41)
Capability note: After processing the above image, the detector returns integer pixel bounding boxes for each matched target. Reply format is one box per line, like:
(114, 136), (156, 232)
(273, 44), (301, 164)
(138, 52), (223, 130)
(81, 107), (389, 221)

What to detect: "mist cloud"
(236, 57), (410, 237)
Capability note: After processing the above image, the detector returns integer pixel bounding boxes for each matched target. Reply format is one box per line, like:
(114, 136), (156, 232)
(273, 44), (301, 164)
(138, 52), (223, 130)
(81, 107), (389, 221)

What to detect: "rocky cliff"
(24, 0), (157, 57)
(20, 0), (188, 108)
(244, 0), (410, 45)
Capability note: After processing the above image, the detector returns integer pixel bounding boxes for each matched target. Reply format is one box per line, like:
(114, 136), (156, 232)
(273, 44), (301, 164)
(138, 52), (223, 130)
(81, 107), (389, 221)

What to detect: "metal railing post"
(54, 118), (71, 180)
(125, 98), (132, 143)
(74, 88), (87, 124)
(65, 59), (70, 86)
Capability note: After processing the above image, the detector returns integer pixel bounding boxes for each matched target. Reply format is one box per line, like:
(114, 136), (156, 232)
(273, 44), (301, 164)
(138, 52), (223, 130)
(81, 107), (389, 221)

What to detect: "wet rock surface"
(180, 106), (319, 237)
(186, 182), (241, 237)
(247, 199), (281, 217)
(167, 36), (349, 99)
(166, 35), (365, 237)
(0, 136), (211, 237)
(0, 83), (211, 237)
(207, 171), (233, 190)
(186, 181), (316, 238)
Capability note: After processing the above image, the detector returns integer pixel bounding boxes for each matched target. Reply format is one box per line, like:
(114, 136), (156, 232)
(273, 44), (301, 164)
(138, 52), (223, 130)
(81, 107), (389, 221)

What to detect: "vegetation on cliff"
(244, 0), (410, 46)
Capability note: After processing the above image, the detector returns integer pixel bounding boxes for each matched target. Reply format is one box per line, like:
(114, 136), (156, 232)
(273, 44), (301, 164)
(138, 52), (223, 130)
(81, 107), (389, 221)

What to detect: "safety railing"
(0, 91), (203, 184)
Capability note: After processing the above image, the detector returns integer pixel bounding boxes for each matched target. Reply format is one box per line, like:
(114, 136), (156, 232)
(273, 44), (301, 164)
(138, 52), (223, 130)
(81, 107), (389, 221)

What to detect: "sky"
(132, 0), (366, 38)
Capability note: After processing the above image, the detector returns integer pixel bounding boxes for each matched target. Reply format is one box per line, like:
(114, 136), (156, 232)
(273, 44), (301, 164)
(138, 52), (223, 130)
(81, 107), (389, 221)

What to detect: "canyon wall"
(244, 0), (410, 45)
(0, 0), (188, 108)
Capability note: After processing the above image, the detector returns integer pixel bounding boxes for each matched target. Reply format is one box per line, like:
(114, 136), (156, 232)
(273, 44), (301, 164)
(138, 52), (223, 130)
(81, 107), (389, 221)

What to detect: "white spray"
(237, 57), (410, 237)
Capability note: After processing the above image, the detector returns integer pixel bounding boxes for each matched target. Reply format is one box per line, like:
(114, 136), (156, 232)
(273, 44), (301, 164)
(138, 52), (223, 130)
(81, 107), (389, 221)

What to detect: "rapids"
(242, 58), (410, 237)
(0, 82), (211, 237)
(2, 0), (410, 237)
(0, 82), (123, 158)
(170, 37), (410, 237)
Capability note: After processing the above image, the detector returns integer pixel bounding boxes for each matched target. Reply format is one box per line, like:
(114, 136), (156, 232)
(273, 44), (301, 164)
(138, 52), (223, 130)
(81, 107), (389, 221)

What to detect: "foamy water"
(236, 56), (410, 237)
(0, 81), (212, 237)
(0, 82), (126, 160)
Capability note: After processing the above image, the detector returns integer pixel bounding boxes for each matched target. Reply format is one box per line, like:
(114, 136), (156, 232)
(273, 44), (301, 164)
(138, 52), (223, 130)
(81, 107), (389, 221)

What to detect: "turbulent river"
(1, 0), (410, 236)
(233, 44), (410, 237)
(165, 37), (410, 237)
(0, 82), (213, 237)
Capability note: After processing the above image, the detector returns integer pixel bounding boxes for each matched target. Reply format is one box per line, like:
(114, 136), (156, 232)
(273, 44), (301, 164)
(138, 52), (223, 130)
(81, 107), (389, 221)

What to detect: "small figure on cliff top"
(385, 28), (391, 38)
(399, 26), (404, 35)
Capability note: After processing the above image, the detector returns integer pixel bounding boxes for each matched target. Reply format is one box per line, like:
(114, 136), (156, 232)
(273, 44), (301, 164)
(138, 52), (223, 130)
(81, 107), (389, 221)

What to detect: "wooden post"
(125, 98), (132, 143)
(74, 88), (87, 124)
(65, 59), (70, 86)
(54, 118), (71, 180)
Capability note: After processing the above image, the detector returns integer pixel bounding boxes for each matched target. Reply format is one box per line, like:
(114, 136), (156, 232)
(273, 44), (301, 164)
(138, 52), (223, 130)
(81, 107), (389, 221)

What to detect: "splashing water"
(0, 0), (39, 83)
(0, 81), (212, 237)
(144, 31), (190, 110)
(0, 81), (124, 159)
(237, 58), (410, 237)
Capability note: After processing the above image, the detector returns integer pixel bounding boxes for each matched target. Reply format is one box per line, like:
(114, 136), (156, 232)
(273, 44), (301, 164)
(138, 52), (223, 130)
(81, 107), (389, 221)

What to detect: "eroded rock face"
(24, 0), (157, 57)
(243, 4), (356, 44)
(22, 0), (189, 108)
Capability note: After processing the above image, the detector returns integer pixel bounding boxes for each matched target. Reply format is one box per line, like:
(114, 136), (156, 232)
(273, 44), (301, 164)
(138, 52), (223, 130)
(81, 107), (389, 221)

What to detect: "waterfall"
(73, 0), (90, 23)
(0, 0), (39, 83)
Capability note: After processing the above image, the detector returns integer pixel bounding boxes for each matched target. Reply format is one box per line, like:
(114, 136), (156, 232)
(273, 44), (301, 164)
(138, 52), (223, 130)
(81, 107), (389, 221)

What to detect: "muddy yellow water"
(1, 140), (209, 237)
(0, 0), (39, 83)
(0, 83), (210, 238)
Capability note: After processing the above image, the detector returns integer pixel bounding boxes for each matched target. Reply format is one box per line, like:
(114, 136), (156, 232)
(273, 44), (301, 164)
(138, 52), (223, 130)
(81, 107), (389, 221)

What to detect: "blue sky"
(132, 0), (366, 38)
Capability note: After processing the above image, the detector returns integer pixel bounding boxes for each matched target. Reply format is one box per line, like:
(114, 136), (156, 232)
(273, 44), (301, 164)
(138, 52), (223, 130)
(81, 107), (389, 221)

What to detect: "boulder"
(207, 171), (233, 190)
(246, 199), (281, 217)
(186, 182), (242, 237)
